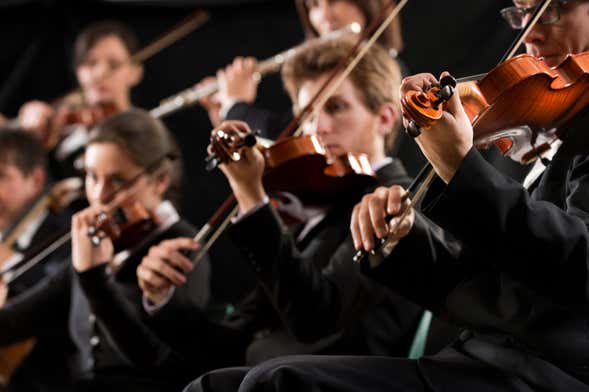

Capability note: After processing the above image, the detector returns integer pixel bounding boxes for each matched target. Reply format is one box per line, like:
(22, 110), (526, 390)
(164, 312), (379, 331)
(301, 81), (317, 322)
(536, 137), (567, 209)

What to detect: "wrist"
(232, 181), (267, 213)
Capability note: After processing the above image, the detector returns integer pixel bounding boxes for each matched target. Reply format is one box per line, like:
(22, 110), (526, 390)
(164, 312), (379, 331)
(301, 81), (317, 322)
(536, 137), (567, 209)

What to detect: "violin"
(209, 127), (376, 205)
(87, 201), (157, 254)
(42, 101), (118, 149)
(403, 52), (589, 164)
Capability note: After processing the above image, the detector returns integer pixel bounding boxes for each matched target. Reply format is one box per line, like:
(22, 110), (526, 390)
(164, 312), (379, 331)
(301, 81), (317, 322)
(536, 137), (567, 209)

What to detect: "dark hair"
(0, 128), (47, 176)
(73, 20), (139, 69)
(282, 35), (402, 152)
(88, 109), (182, 204)
(295, 0), (404, 52)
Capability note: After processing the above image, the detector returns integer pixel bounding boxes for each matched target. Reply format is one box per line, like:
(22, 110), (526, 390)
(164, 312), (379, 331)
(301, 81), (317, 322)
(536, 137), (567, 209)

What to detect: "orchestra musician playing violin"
(0, 128), (75, 392)
(0, 109), (211, 392)
(170, 36), (453, 392)
(17, 21), (143, 179)
(228, 1), (589, 391)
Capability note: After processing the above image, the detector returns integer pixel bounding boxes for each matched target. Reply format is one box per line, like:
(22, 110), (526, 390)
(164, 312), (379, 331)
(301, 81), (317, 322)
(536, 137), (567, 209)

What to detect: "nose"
(317, 0), (334, 24)
(90, 61), (109, 81)
(523, 22), (546, 45)
(313, 110), (333, 141)
(89, 180), (112, 206)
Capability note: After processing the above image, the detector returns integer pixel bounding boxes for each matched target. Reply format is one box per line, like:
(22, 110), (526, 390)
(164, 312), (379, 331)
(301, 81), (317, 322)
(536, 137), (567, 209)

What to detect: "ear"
(154, 172), (171, 198)
(127, 63), (144, 88)
(30, 166), (46, 195)
(376, 102), (400, 137)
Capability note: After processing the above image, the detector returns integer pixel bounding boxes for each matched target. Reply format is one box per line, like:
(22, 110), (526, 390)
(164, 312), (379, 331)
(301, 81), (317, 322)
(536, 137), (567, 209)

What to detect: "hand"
(71, 206), (114, 272)
(350, 185), (415, 258)
(212, 121), (267, 213)
(400, 72), (473, 183)
(0, 280), (7, 308)
(217, 56), (259, 109)
(197, 76), (223, 127)
(137, 238), (198, 307)
(18, 101), (55, 145)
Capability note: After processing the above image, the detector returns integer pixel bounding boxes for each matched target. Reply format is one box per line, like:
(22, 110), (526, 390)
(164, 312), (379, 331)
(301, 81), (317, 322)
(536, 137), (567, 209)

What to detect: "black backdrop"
(0, 0), (518, 303)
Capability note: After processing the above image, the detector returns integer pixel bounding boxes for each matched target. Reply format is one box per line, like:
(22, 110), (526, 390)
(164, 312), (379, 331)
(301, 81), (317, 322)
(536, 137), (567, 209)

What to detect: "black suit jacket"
(0, 219), (211, 392)
(366, 111), (589, 390)
(226, 161), (451, 365)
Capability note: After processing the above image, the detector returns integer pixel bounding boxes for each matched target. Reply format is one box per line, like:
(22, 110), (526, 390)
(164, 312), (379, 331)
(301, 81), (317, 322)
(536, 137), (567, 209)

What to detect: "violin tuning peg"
(205, 155), (220, 172)
(440, 74), (457, 88)
(439, 85), (455, 101)
(406, 121), (421, 138)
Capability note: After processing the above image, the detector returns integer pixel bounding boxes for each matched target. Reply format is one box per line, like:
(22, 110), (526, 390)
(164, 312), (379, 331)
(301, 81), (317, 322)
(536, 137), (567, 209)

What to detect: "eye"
(85, 170), (97, 183)
(324, 98), (348, 114)
(108, 59), (124, 71)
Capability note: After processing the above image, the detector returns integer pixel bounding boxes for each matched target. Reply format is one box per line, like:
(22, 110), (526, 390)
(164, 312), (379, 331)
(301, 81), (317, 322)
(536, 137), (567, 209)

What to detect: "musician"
(230, 1), (589, 390)
(139, 36), (451, 392)
(0, 109), (211, 391)
(197, 0), (403, 132)
(17, 20), (143, 179)
(0, 128), (72, 297)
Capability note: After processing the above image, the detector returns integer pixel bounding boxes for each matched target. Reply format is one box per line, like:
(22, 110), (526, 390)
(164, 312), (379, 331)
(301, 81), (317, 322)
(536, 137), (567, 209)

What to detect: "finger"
(438, 71), (464, 117)
(141, 255), (187, 286)
(151, 241), (195, 271)
(137, 262), (172, 288)
(357, 197), (376, 251)
(350, 204), (362, 250)
(368, 188), (389, 239)
(400, 73), (437, 95)
(386, 185), (406, 216)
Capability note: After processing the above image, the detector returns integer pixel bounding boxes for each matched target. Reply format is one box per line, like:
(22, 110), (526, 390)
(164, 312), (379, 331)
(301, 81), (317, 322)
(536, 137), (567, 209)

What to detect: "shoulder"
(162, 219), (198, 239)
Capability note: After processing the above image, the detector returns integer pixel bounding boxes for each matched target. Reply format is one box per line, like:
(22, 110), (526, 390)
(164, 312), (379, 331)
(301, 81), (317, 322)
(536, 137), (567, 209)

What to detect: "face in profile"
(522, 1), (589, 66)
(0, 162), (43, 232)
(306, 0), (367, 36)
(76, 35), (142, 109)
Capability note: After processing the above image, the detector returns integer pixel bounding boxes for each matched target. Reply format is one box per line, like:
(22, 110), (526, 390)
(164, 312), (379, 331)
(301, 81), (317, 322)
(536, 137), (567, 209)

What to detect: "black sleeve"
(76, 265), (178, 369)
(421, 148), (589, 305)
(228, 203), (420, 344)
(225, 102), (291, 139)
(0, 263), (70, 344)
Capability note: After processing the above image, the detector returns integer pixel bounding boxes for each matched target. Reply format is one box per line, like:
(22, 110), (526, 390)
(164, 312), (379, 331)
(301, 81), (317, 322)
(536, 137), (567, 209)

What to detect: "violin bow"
(354, 0), (555, 263)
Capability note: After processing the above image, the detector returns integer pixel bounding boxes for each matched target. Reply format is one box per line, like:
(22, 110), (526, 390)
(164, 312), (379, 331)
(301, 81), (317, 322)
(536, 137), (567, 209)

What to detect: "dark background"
(0, 0), (517, 303)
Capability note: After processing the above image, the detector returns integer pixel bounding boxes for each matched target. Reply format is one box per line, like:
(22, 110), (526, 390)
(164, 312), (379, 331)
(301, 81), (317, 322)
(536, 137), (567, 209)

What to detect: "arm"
(0, 263), (70, 344)
(421, 148), (589, 304)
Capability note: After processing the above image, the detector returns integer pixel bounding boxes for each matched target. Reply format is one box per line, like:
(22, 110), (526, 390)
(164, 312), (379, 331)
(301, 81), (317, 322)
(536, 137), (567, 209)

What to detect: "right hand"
(350, 185), (415, 256)
(197, 76), (223, 127)
(137, 238), (198, 307)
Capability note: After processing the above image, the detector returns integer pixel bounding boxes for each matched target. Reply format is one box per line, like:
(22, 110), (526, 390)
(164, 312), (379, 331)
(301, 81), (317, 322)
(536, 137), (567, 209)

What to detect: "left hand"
(400, 72), (473, 183)
(71, 206), (114, 272)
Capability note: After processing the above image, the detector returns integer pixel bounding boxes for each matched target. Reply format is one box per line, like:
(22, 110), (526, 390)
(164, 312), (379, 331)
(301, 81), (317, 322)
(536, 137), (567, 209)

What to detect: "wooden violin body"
(261, 135), (376, 204)
(402, 52), (589, 163)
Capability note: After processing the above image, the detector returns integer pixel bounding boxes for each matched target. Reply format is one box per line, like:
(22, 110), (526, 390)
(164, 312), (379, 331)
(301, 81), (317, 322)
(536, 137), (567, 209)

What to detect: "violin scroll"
(205, 125), (258, 172)
(402, 75), (457, 137)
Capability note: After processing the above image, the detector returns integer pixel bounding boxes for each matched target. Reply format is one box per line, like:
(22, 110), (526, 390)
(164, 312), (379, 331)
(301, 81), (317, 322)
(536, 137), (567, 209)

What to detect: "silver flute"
(149, 23), (361, 119)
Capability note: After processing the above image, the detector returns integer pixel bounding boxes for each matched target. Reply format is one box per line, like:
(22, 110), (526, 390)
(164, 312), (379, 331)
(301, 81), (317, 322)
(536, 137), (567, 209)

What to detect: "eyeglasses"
(500, 1), (571, 29)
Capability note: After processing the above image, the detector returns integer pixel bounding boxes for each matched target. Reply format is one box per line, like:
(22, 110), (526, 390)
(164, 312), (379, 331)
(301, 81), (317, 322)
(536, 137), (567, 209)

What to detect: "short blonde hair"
(282, 35), (402, 151)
